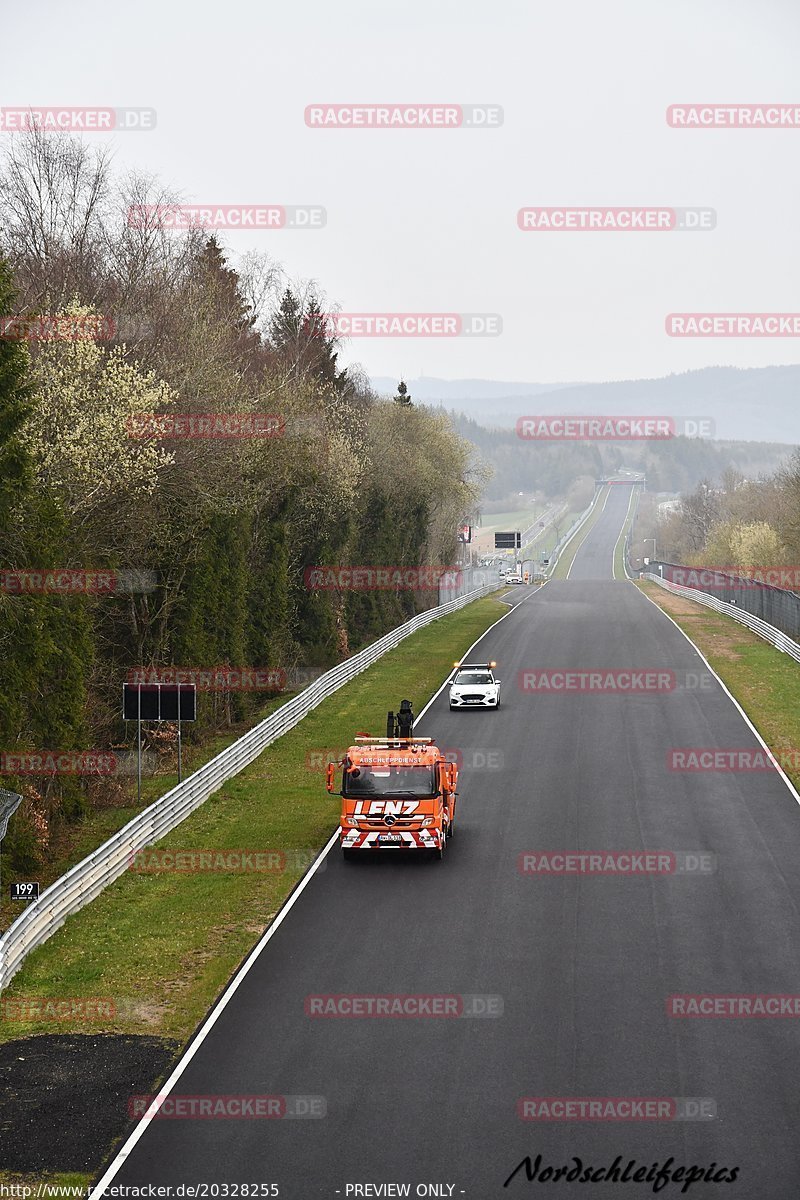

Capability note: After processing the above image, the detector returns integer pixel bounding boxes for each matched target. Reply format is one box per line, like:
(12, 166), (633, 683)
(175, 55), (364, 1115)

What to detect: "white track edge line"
(565, 485), (610, 582)
(636, 582), (800, 807)
(612, 487), (637, 581)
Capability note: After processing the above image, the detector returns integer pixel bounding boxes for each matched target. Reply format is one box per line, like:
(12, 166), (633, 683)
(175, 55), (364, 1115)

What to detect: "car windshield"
(343, 764), (436, 797)
(454, 672), (492, 685)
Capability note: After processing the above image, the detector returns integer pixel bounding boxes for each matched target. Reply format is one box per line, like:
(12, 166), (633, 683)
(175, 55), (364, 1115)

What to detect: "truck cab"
(327, 736), (458, 860)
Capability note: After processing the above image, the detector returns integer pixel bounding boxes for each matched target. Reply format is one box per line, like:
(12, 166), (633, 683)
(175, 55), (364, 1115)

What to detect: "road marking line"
(636, 583), (800, 808)
(415, 581), (547, 723)
(612, 487), (637, 581)
(565, 486), (611, 581)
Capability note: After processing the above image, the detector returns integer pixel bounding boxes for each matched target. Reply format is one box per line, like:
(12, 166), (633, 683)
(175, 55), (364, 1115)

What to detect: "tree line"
(0, 130), (484, 872)
(652, 462), (800, 572)
(452, 412), (790, 504)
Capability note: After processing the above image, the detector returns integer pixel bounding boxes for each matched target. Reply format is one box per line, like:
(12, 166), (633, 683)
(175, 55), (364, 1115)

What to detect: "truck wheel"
(342, 849), (358, 862)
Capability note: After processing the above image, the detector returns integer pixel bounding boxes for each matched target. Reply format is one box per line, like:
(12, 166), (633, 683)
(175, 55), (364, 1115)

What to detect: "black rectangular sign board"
(123, 683), (197, 722)
(11, 881), (40, 901)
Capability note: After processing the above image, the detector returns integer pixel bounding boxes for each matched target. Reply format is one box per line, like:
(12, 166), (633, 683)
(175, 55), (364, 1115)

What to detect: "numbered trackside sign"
(11, 881), (40, 901)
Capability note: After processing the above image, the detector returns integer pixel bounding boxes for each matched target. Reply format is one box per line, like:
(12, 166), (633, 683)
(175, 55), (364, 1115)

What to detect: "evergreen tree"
(268, 287), (304, 365)
(303, 296), (347, 389)
(394, 380), (412, 406)
(0, 257), (32, 531)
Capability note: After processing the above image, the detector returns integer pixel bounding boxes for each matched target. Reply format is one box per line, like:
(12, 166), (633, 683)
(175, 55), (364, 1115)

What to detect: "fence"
(642, 571), (800, 665)
(0, 578), (500, 990)
(639, 562), (800, 643)
(438, 564), (502, 604)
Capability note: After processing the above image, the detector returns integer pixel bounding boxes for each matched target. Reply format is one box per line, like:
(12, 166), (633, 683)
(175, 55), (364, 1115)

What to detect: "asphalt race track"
(99, 483), (800, 1199)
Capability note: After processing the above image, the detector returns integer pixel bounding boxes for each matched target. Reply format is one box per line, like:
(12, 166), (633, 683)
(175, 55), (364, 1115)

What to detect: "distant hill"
(370, 377), (581, 402)
(371, 366), (800, 444)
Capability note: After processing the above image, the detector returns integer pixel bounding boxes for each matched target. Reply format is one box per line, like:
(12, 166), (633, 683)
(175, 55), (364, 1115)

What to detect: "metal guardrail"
(0, 581), (500, 990)
(641, 561), (800, 642)
(642, 572), (800, 665)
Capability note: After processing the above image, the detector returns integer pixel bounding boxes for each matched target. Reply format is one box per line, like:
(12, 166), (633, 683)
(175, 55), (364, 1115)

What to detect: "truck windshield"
(455, 672), (492, 685)
(343, 764), (436, 798)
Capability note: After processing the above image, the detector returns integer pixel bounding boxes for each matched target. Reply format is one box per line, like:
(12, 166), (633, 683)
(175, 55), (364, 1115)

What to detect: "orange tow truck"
(327, 716), (458, 860)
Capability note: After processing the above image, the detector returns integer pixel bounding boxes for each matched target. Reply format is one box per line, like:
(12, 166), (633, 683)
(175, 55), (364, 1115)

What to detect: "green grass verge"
(0, 1174), (92, 1191)
(0, 595), (506, 1046)
(528, 509), (582, 562)
(0, 692), (303, 935)
(551, 489), (608, 580)
(479, 507), (541, 530)
(639, 580), (800, 793)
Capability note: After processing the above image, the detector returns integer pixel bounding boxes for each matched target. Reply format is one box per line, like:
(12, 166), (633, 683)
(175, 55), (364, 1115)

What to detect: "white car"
(506, 574), (523, 585)
(449, 662), (501, 710)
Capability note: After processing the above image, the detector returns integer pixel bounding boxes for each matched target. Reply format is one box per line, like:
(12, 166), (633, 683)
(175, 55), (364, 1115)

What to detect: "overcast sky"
(5, 0), (800, 384)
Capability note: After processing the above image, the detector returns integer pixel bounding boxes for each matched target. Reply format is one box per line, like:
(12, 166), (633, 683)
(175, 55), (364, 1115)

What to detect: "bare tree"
(0, 128), (112, 310)
(679, 480), (722, 552)
(236, 249), (284, 336)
